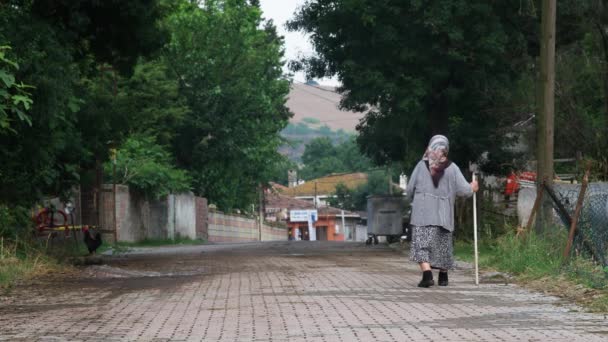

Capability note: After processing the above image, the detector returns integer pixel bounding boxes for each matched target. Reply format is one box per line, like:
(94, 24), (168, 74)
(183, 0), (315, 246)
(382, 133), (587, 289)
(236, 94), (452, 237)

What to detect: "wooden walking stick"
(473, 173), (479, 286)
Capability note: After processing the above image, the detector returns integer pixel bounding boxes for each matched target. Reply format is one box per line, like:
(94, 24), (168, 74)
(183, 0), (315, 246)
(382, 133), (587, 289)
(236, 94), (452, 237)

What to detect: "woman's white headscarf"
(423, 135), (450, 187)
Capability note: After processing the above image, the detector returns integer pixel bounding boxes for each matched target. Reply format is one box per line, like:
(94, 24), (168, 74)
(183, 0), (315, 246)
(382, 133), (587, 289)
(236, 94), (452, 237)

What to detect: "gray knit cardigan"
(405, 160), (473, 232)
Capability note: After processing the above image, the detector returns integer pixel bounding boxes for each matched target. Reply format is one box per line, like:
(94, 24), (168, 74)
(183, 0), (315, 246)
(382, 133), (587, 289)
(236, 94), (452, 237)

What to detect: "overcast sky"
(259, 0), (339, 86)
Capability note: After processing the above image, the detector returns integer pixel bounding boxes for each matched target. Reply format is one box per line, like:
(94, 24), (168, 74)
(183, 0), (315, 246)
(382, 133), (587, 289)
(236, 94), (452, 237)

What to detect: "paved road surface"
(0, 241), (606, 341)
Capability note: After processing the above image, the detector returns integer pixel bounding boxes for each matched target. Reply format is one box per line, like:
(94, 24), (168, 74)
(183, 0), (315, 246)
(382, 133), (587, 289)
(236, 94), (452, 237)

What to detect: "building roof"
(265, 193), (359, 219)
(317, 206), (360, 218)
(282, 172), (368, 197)
(265, 193), (315, 211)
(268, 182), (289, 193)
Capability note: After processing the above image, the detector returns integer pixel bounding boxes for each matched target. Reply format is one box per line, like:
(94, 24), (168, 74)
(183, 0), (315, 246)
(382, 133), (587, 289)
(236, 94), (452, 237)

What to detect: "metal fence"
(550, 183), (608, 266)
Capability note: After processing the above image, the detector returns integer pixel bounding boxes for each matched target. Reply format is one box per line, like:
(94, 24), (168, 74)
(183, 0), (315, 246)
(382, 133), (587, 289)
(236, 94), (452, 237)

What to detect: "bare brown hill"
(286, 83), (363, 132)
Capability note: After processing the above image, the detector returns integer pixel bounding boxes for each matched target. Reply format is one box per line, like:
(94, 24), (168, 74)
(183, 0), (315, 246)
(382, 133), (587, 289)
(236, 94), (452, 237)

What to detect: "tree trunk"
(598, 1), (608, 180)
(595, 21), (608, 121)
(427, 92), (449, 136)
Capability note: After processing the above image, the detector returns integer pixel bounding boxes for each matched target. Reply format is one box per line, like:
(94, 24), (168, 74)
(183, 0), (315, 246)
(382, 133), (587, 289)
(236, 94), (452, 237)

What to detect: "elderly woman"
(405, 135), (478, 287)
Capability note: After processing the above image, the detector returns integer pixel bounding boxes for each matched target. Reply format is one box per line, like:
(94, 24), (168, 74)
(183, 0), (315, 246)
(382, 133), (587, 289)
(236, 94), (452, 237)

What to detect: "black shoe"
(438, 271), (448, 286)
(418, 270), (434, 288)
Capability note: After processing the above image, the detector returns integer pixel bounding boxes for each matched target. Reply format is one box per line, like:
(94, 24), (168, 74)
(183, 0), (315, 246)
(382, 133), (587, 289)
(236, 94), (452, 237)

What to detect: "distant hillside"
(286, 83), (363, 131)
(282, 83), (364, 161)
(279, 122), (351, 161)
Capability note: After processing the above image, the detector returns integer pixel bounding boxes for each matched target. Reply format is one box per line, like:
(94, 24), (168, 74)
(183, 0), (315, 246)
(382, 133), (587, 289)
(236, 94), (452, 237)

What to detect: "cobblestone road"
(0, 241), (606, 341)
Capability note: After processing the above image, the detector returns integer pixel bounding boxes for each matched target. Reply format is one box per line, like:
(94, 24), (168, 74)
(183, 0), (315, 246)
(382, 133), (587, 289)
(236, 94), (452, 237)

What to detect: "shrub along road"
(0, 241), (606, 341)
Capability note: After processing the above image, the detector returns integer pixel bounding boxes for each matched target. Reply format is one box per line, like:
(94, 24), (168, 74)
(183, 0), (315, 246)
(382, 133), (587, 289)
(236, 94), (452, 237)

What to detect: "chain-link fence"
(551, 183), (608, 267)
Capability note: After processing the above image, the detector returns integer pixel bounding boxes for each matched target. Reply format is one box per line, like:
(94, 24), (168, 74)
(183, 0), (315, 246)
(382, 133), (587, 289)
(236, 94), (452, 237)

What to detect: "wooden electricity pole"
(258, 184), (264, 241)
(536, 0), (556, 234)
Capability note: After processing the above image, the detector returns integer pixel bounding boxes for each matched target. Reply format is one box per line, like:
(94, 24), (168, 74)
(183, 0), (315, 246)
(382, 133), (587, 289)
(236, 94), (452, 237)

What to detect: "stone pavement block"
(0, 241), (607, 341)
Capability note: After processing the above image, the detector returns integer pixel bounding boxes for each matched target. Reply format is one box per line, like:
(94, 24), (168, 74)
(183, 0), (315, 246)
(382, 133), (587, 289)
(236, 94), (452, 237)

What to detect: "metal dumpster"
(366, 195), (408, 245)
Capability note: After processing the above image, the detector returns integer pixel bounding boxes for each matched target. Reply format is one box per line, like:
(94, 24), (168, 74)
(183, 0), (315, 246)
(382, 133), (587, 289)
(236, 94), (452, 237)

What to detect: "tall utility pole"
(111, 148), (117, 244)
(387, 165), (393, 195)
(314, 182), (318, 208)
(258, 184), (264, 241)
(536, 0), (556, 233)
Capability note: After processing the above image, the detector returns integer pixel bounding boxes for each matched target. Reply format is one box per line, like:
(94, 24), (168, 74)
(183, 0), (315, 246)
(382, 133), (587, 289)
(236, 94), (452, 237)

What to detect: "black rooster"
(83, 226), (102, 255)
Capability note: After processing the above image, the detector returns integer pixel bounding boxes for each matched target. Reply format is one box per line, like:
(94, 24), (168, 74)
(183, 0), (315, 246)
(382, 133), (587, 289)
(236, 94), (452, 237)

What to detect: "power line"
(315, 117), (361, 123)
(293, 80), (342, 95)
(292, 82), (341, 105)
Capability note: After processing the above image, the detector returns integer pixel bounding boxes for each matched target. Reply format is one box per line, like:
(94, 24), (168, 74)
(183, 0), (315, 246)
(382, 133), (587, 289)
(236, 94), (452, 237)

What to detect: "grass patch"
(455, 229), (566, 278)
(0, 235), (207, 287)
(98, 237), (206, 255)
(491, 230), (566, 279)
(0, 238), (63, 290)
(455, 228), (608, 312)
(115, 237), (205, 247)
(454, 239), (494, 266)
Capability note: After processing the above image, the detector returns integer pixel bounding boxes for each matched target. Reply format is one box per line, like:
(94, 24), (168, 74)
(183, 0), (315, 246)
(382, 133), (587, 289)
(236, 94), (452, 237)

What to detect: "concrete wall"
(101, 184), (146, 243)
(168, 194), (197, 240)
(146, 198), (169, 240)
(98, 186), (196, 242)
(355, 225), (368, 242)
(339, 217), (359, 241)
(92, 185), (285, 243)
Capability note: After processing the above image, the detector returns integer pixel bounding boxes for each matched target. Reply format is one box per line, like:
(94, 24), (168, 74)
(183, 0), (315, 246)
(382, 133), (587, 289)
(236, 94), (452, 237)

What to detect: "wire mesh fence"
(549, 183), (608, 267)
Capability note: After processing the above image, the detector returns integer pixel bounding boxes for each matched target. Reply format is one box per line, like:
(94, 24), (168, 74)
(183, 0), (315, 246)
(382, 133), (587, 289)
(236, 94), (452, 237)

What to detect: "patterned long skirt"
(409, 225), (454, 270)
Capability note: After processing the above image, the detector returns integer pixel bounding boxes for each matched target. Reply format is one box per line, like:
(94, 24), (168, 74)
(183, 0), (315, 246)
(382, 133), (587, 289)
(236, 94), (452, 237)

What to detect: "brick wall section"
(195, 197), (208, 241)
(261, 223), (289, 241)
(208, 211), (288, 243)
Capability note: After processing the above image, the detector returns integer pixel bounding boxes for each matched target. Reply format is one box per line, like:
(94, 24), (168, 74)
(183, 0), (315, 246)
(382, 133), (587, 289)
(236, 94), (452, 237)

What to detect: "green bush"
(0, 205), (31, 240)
(104, 135), (191, 198)
(0, 45), (33, 134)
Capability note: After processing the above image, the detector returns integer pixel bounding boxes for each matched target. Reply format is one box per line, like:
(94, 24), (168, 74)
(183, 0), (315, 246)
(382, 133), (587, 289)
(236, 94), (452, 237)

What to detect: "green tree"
(76, 59), (190, 166)
(301, 137), (336, 166)
(267, 154), (298, 186)
(19, 0), (169, 74)
(336, 136), (372, 172)
(164, 0), (291, 210)
(299, 136), (371, 180)
(104, 135), (191, 199)
(287, 0), (568, 170)
(119, 60), (190, 146)
(0, 8), (83, 204)
(327, 171), (396, 211)
(0, 0), (172, 205)
(0, 46), (32, 134)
